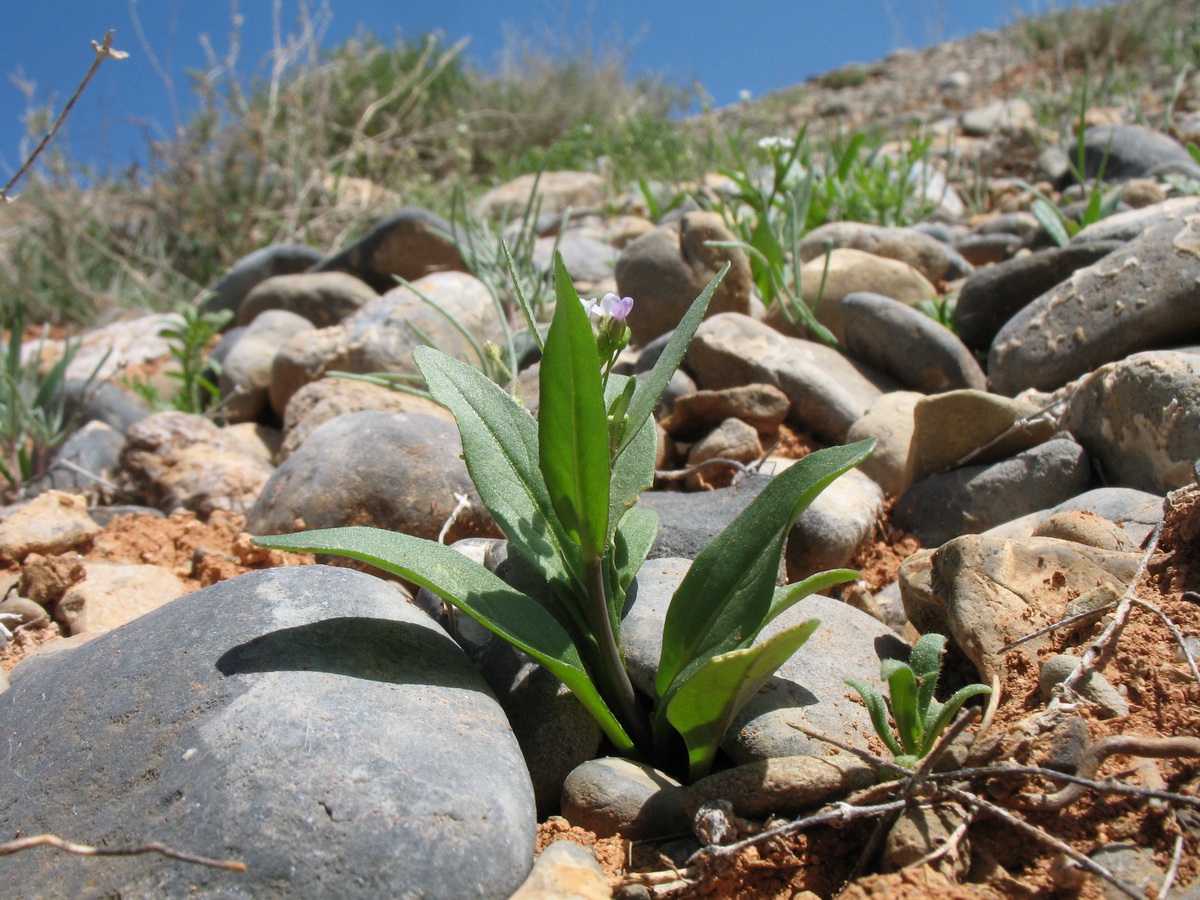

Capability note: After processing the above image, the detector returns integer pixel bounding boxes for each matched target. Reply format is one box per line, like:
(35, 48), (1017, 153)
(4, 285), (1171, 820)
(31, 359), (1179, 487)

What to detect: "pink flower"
(582, 292), (634, 321)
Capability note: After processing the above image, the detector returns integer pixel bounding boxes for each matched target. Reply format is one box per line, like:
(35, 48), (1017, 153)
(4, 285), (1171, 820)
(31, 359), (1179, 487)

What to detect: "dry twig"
(0, 833), (246, 872)
(1, 31), (128, 202)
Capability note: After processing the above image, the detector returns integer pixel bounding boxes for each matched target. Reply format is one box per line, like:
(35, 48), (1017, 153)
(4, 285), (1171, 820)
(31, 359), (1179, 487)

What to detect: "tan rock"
(685, 754), (874, 819)
(0, 491), (100, 560)
(55, 561), (186, 635)
(662, 383), (790, 440)
(763, 248), (937, 342)
(474, 171), (607, 219)
(506, 840), (610, 900)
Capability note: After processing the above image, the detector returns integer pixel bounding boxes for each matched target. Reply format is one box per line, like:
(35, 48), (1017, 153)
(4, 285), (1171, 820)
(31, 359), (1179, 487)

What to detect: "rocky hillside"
(2, 2), (1200, 898)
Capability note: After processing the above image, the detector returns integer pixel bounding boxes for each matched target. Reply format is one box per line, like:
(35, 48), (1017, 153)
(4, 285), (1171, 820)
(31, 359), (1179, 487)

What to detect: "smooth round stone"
(796, 221), (973, 283)
(786, 466), (884, 580)
(841, 291), (985, 393)
(237, 271), (378, 328)
(846, 391), (922, 497)
(616, 211), (753, 346)
(202, 244), (325, 319)
(1064, 351), (1200, 494)
(0, 565), (537, 900)
(1039, 654), (1130, 718)
(219, 309), (315, 423)
(310, 207), (467, 293)
(895, 438), (1093, 548)
(685, 754), (873, 820)
(561, 757), (689, 840)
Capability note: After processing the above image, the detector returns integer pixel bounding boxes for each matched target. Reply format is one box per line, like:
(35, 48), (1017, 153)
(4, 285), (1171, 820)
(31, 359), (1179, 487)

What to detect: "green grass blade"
(845, 677), (904, 758)
(765, 569), (860, 625)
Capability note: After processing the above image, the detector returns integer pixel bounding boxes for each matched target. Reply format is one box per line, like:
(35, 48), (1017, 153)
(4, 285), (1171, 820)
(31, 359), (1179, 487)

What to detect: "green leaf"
(615, 264), (730, 459)
(765, 569), (859, 625)
(252, 526), (634, 754)
(910, 633), (945, 719)
(882, 660), (921, 756)
(921, 682), (992, 757)
(606, 374), (656, 544)
(1031, 198), (1071, 248)
(415, 346), (582, 589)
(655, 440), (875, 702)
(845, 677), (904, 758)
(539, 256), (611, 561)
(667, 619), (820, 780)
(611, 506), (659, 593)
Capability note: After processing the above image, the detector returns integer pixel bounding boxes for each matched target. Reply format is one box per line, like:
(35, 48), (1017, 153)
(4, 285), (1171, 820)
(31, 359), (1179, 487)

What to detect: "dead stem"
(0, 833), (246, 872)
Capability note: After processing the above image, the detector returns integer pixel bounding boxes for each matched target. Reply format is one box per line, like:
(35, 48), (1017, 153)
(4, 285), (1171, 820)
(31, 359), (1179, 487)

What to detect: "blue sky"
(1, 1), (1106, 180)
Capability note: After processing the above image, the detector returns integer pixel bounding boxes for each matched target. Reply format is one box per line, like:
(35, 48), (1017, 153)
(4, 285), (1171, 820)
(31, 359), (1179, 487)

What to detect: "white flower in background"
(757, 135), (791, 151)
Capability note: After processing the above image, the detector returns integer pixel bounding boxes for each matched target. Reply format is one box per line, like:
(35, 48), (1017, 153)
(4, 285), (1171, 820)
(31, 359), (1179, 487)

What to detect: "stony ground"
(4, 6), (1200, 900)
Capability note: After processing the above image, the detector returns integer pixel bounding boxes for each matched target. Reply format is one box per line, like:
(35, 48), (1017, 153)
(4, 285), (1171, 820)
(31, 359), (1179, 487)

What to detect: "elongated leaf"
(845, 677), (904, 759)
(415, 346), (582, 588)
(668, 618), (820, 780)
(881, 660), (921, 756)
(539, 256), (611, 561)
(614, 264), (730, 459)
(765, 569), (859, 626)
(655, 440), (874, 702)
(607, 376), (656, 544)
(921, 683), (992, 757)
(612, 506), (659, 592)
(909, 633), (945, 720)
(1032, 198), (1070, 248)
(253, 526), (634, 753)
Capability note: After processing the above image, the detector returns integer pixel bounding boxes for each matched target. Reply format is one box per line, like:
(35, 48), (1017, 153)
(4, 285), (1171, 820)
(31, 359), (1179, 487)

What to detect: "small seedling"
(846, 633), (991, 776)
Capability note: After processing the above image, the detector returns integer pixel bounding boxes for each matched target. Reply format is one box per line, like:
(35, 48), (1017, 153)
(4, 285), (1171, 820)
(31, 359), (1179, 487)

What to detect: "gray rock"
(1061, 124), (1200, 187)
(685, 754), (874, 820)
(961, 98), (1035, 136)
(952, 232), (1022, 267)
(616, 211), (753, 346)
(894, 438), (1092, 548)
(762, 249), (937, 344)
(989, 214), (1200, 395)
(0, 565), (536, 900)
(37, 420), (124, 497)
(561, 757), (689, 840)
(532, 233), (618, 285)
(219, 309), (315, 423)
(1064, 351), (1200, 493)
(120, 411), (275, 517)
(787, 467), (883, 581)
(1070, 196), (1200, 245)
(953, 241), (1125, 351)
(884, 803), (971, 878)
(797, 222), (973, 283)
(687, 313), (895, 443)
(201, 244), (325, 319)
(637, 477), (772, 561)
(247, 410), (490, 542)
(1039, 653), (1130, 718)
(841, 291), (986, 393)
(846, 391), (921, 497)
(310, 207), (467, 293)
(1089, 845), (1166, 899)
(279, 376), (453, 461)
(984, 487), (1163, 547)
(685, 418), (762, 488)
(237, 271), (378, 328)
(269, 270), (504, 415)
(64, 378), (150, 434)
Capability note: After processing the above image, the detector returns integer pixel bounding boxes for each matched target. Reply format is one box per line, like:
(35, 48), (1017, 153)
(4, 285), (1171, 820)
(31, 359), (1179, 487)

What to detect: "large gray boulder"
(989, 212), (1200, 395)
(0, 565), (536, 900)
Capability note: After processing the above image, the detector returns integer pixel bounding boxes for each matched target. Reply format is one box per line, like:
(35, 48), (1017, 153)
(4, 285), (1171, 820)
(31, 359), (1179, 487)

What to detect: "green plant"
(845, 633), (991, 777)
(0, 299), (104, 499)
(256, 257), (874, 781)
(126, 305), (233, 415)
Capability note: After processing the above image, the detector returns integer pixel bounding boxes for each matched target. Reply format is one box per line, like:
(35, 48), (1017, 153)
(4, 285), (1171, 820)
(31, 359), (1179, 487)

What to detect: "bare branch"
(0, 833), (246, 872)
(0, 31), (128, 202)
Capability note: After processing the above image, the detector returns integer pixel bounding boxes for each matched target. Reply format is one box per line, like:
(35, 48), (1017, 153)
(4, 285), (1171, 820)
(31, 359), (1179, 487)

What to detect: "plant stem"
(584, 555), (652, 754)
